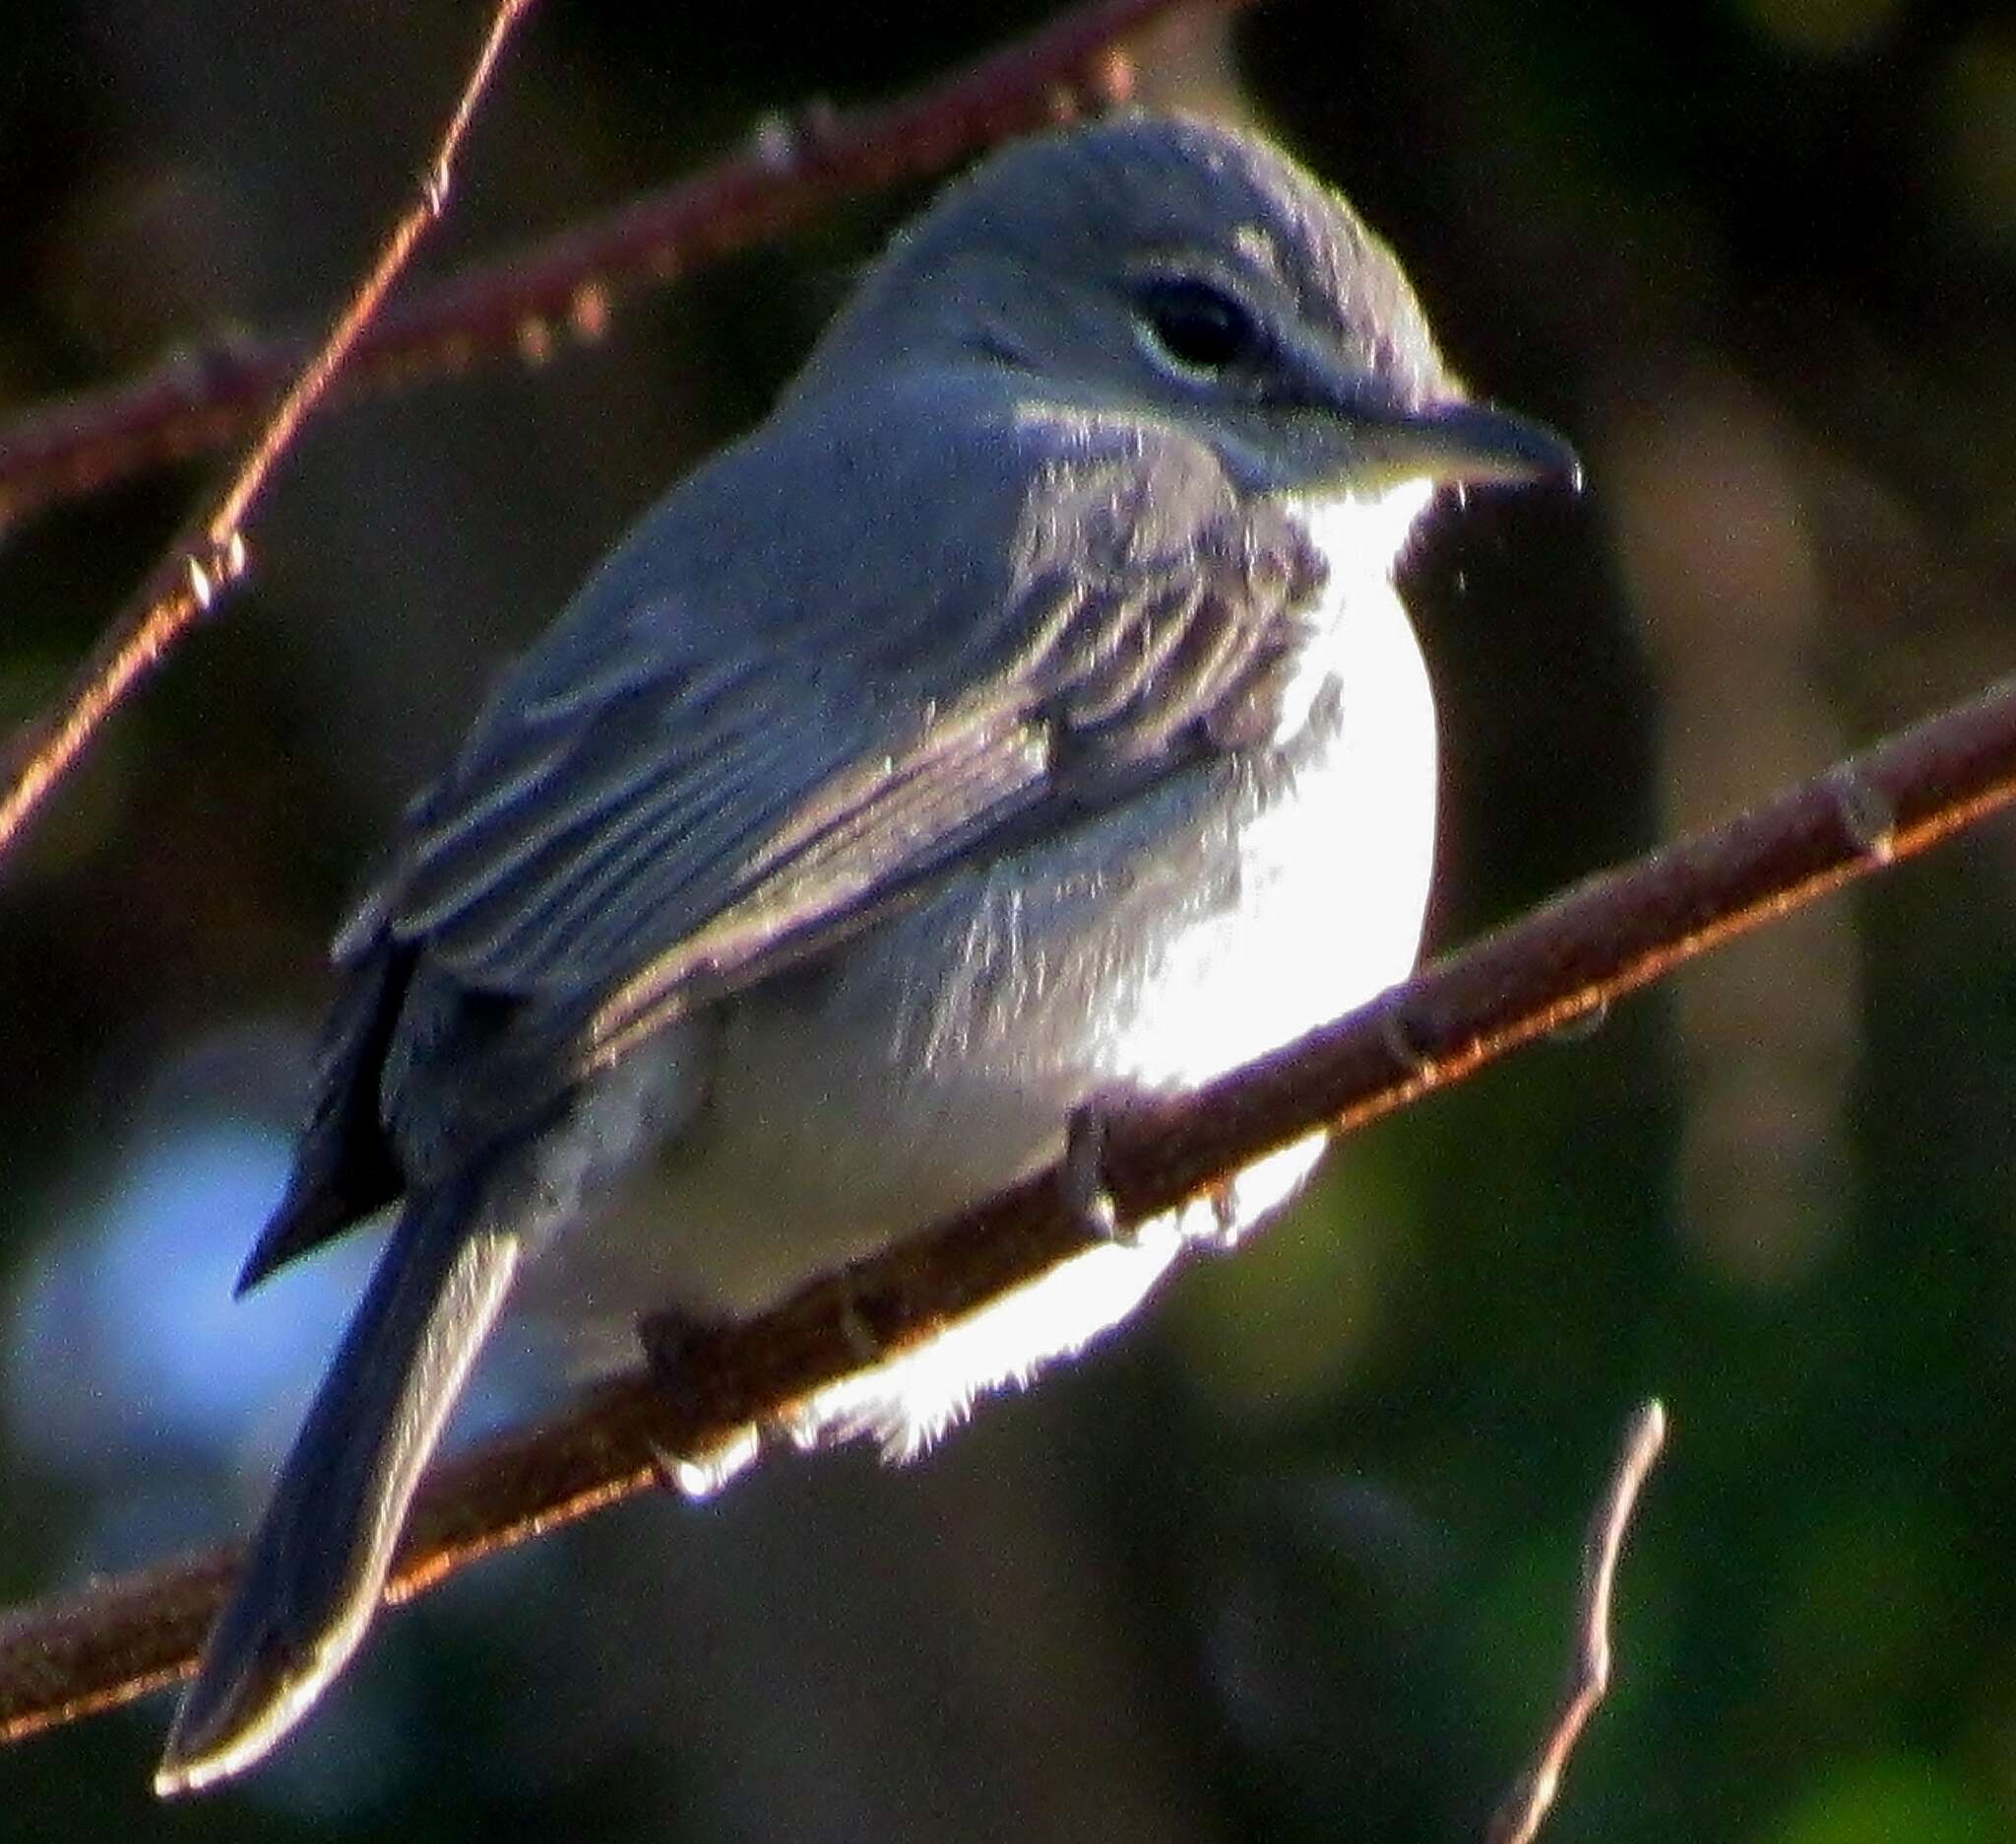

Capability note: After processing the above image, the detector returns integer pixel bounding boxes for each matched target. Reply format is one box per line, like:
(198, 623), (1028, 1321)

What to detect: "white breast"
(1108, 481), (1439, 1089)
(691, 484), (1443, 1470)
(530, 481), (1442, 1442)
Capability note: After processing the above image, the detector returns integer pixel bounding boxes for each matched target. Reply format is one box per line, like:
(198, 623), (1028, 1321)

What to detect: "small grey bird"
(156, 114), (1575, 1794)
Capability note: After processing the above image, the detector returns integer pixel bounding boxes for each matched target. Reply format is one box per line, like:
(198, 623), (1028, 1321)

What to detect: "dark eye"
(1134, 277), (1262, 375)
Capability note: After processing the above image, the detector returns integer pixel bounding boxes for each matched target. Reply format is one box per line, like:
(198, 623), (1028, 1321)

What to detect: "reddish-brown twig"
(0, 0), (538, 865)
(1486, 1400), (1668, 1844)
(2, 668), (2014, 1748)
(0, 0), (1223, 533)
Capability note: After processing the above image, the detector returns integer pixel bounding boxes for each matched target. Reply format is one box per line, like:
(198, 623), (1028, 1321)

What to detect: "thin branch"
(1486, 1400), (1667, 1844)
(2, 667), (2014, 1747)
(0, 0), (538, 865)
(0, 0), (1224, 533)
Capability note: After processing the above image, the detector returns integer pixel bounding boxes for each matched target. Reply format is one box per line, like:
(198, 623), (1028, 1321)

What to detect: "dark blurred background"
(3, 1), (2014, 1838)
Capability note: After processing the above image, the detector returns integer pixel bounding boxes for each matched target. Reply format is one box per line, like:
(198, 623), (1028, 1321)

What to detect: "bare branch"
(0, 0), (1226, 533)
(1486, 1400), (1668, 1844)
(0, 0), (538, 865)
(1, 668), (2012, 1748)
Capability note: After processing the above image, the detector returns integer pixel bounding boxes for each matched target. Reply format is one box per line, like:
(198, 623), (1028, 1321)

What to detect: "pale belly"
(523, 561), (1438, 1462)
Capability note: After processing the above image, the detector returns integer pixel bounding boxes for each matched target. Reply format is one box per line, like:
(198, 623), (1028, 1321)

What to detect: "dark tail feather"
(155, 1179), (520, 1796)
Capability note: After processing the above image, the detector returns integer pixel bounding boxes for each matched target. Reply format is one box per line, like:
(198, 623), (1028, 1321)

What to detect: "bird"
(155, 111), (1577, 1795)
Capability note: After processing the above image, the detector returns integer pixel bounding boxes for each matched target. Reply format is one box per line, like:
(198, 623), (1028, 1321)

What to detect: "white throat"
(1274, 477), (1437, 739)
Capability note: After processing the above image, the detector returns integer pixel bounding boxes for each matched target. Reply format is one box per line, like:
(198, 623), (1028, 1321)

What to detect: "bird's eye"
(1134, 277), (1263, 376)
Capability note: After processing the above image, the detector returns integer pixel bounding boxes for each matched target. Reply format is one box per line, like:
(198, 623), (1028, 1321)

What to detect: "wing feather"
(262, 385), (1329, 1266)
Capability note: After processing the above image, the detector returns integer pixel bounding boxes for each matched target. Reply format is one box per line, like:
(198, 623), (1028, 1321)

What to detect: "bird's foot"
(637, 1308), (762, 1498)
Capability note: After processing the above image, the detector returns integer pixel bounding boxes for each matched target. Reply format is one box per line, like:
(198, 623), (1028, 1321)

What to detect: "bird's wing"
(407, 400), (1318, 1003)
(265, 393), (1330, 1251)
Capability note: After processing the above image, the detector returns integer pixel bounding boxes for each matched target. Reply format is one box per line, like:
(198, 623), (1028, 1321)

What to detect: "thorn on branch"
(1542, 993), (1609, 1045)
(568, 283), (611, 344)
(517, 317), (555, 365)
(750, 98), (845, 175)
(1084, 45), (1137, 107)
(1827, 764), (1898, 864)
(182, 532), (250, 613)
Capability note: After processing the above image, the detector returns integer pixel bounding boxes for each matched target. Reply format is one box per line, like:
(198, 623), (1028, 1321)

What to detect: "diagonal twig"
(1486, 1400), (1668, 1844)
(2, 663), (2013, 1748)
(0, 0), (1227, 534)
(0, 0), (539, 866)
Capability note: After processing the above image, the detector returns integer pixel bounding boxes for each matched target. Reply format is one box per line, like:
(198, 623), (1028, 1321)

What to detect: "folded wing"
(244, 388), (1326, 1286)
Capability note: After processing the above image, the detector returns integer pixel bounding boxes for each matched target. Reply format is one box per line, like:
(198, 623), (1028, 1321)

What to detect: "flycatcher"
(157, 113), (1577, 1794)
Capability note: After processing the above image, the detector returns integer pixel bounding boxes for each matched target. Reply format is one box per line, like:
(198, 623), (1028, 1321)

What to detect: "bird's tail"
(155, 1178), (521, 1796)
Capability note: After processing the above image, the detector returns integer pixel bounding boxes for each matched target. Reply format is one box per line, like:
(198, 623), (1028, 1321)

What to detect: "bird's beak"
(1356, 394), (1583, 491)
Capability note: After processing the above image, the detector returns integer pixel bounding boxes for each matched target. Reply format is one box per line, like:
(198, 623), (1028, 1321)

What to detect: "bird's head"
(793, 114), (1578, 505)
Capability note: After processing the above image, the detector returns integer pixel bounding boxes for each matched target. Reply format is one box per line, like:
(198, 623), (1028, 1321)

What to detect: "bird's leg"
(830, 1266), (888, 1368)
(1061, 1099), (1125, 1242)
